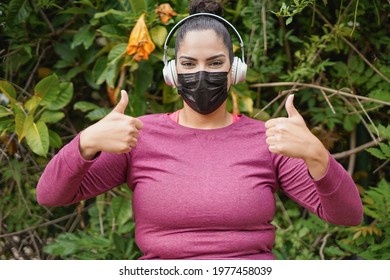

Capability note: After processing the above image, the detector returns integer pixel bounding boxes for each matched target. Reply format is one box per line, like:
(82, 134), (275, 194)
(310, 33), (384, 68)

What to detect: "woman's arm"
(36, 134), (129, 206)
(266, 94), (363, 225)
(36, 90), (142, 206)
(272, 154), (363, 226)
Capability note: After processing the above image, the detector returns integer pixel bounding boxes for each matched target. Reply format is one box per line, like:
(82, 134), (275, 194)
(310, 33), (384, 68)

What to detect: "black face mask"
(177, 71), (229, 115)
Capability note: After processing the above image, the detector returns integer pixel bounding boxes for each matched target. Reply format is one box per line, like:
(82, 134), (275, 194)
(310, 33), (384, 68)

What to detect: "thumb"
(113, 90), (128, 114)
(285, 94), (300, 118)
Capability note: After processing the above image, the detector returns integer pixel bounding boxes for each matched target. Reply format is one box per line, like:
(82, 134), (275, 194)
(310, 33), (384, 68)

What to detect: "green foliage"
(0, 74), (72, 157)
(274, 0), (327, 25)
(273, 195), (350, 260)
(337, 179), (390, 260)
(1, 0), (389, 260)
(366, 124), (390, 160)
(43, 187), (141, 260)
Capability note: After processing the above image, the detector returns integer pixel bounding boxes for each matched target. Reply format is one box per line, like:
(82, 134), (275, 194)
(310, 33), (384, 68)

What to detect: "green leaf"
(86, 108), (111, 121)
(14, 106), (26, 140)
(0, 80), (17, 103)
(112, 233), (126, 253)
(366, 147), (387, 160)
(97, 61), (122, 87)
(48, 129), (63, 149)
(163, 84), (180, 104)
(332, 61), (349, 78)
(39, 111), (65, 124)
(54, 43), (76, 65)
(231, 83), (253, 97)
(252, 108), (270, 121)
(24, 95), (42, 114)
(130, 0), (147, 15)
(97, 44), (126, 87)
(343, 114), (360, 132)
(378, 142), (390, 158)
(14, 107), (33, 142)
(359, 251), (376, 260)
(73, 101), (100, 112)
(286, 17), (293, 25)
(245, 68), (260, 83)
(324, 246), (347, 257)
(129, 61), (152, 116)
(133, 60), (153, 97)
(45, 82), (74, 110)
(71, 25), (96, 50)
(111, 196), (132, 227)
(108, 43), (127, 62)
(92, 57), (108, 83)
(75, 0), (95, 9)
(150, 25), (167, 48)
(34, 74), (60, 101)
(25, 120), (49, 157)
(65, 66), (84, 80)
(369, 89), (390, 102)
(377, 124), (390, 139)
(59, 7), (89, 15)
(0, 105), (12, 118)
(238, 96), (254, 114)
(6, 0), (32, 24)
(348, 55), (365, 74)
(94, 9), (128, 19)
(129, 94), (146, 117)
(287, 35), (304, 44)
(43, 233), (79, 256)
(336, 240), (359, 254)
(97, 24), (127, 40)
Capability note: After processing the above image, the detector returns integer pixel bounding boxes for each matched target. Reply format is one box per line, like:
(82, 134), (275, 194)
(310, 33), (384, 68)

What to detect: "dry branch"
(0, 205), (92, 239)
(250, 82), (390, 106)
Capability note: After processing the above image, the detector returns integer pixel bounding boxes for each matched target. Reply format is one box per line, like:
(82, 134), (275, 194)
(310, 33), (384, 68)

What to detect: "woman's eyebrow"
(178, 54), (226, 61)
(206, 54), (226, 61)
(178, 56), (197, 61)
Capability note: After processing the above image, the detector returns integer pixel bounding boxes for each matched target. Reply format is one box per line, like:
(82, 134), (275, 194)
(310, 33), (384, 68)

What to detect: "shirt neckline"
(163, 113), (248, 134)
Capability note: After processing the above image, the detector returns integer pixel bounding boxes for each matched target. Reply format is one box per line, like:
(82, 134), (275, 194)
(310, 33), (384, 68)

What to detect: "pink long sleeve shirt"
(36, 114), (363, 259)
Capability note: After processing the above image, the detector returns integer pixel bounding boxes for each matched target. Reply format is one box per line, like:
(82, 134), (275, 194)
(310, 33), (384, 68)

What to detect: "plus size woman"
(36, 0), (363, 260)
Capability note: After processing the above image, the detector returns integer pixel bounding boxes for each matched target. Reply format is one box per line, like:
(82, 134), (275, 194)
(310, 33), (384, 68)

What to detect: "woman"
(37, 0), (363, 260)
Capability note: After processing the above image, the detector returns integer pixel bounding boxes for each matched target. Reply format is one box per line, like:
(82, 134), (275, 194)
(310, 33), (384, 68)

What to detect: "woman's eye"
(210, 60), (224, 67)
(181, 61), (195, 67)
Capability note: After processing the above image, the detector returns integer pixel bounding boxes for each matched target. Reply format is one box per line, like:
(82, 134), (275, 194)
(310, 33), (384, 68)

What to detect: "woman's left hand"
(265, 94), (329, 179)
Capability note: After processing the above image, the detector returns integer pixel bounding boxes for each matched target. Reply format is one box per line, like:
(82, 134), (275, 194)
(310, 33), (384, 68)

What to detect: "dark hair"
(175, 0), (234, 65)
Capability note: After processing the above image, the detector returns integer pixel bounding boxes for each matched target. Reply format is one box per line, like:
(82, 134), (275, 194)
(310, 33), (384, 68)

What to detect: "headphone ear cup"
(231, 57), (247, 84)
(231, 57), (238, 85)
(163, 60), (178, 87)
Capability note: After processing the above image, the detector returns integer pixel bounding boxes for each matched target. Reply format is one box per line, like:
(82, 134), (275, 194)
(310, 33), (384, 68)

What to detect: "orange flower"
(126, 14), (155, 61)
(155, 3), (177, 24)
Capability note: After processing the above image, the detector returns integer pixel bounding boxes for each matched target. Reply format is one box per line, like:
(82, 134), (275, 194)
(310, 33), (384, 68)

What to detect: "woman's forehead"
(177, 29), (228, 57)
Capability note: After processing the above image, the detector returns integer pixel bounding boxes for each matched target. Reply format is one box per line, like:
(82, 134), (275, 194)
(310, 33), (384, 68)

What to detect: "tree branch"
(332, 140), (378, 159)
(0, 205), (92, 239)
(319, 232), (331, 260)
(250, 82), (390, 106)
(348, 129), (356, 176)
(262, 0), (268, 55)
(314, 7), (390, 85)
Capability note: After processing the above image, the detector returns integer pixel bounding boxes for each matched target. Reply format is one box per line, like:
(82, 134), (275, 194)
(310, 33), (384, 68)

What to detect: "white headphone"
(162, 12), (247, 87)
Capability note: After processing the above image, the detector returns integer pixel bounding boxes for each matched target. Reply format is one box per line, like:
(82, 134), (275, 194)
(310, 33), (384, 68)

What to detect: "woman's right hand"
(79, 90), (144, 160)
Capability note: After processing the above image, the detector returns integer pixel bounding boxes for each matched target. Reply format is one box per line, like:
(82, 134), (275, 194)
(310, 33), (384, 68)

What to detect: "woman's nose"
(197, 63), (207, 72)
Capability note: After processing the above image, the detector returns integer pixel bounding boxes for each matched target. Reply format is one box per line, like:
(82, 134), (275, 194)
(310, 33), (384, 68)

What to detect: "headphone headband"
(163, 12), (245, 64)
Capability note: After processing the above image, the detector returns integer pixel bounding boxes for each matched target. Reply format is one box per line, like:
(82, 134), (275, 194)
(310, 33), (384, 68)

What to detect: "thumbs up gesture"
(79, 90), (143, 160)
(264, 95), (326, 162)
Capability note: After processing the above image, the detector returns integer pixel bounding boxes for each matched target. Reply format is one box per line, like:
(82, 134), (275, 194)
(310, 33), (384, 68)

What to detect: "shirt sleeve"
(36, 133), (129, 206)
(272, 153), (363, 226)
